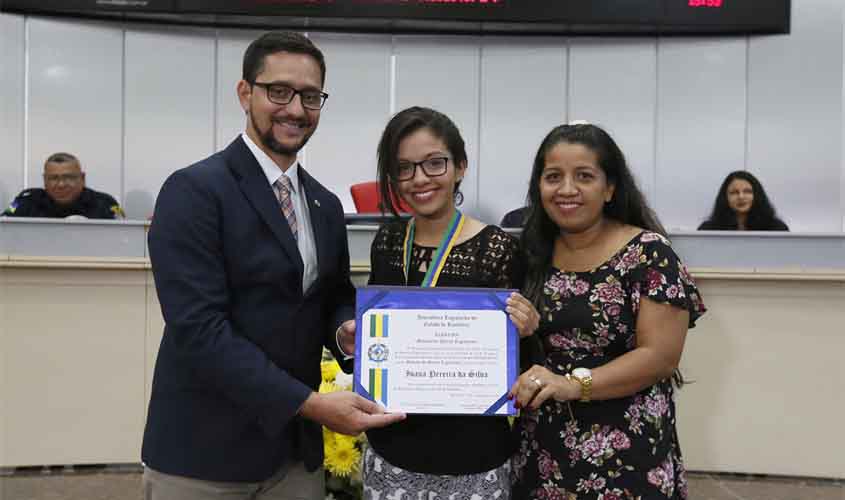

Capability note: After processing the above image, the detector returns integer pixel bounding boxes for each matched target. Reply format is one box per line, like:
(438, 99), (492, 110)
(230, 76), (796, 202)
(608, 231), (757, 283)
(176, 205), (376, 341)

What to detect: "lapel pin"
(314, 199), (321, 207)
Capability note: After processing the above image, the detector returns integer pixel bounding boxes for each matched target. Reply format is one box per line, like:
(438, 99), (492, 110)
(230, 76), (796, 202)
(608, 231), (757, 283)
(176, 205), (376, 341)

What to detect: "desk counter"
(1, 219), (842, 477)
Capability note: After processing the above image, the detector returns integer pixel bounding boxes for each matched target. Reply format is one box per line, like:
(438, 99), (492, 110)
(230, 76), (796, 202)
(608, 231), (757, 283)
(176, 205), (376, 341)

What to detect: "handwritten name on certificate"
(353, 287), (518, 416)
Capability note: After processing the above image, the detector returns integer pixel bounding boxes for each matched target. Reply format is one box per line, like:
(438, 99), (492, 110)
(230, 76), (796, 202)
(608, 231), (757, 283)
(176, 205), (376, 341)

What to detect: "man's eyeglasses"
(44, 173), (82, 185)
(251, 82), (329, 110)
(392, 157), (450, 181)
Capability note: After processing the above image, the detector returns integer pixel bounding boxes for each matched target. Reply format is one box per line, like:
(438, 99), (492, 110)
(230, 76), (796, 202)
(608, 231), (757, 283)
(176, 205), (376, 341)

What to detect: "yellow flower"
(319, 381), (340, 394)
(319, 362), (363, 482)
(323, 433), (339, 468)
(323, 427), (337, 450)
(321, 360), (341, 383)
(333, 433), (358, 450)
(325, 437), (361, 477)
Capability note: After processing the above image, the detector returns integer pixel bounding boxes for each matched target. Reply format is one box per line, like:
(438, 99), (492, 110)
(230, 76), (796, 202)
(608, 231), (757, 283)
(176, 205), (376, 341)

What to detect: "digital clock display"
(0, 0), (791, 35)
(688, 0), (723, 7)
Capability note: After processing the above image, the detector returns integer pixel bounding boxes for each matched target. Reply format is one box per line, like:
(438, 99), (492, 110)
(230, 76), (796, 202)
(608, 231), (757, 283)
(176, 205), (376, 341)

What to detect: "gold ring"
(533, 378), (543, 387)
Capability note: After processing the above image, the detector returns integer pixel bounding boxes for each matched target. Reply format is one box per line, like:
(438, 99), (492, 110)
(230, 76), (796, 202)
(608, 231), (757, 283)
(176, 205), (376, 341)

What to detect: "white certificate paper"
(354, 287), (518, 415)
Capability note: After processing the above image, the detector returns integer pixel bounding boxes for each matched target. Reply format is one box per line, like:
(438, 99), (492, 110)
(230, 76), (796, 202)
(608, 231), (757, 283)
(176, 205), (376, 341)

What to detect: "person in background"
(2, 152), (124, 219)
(510, 123), (706, 499)
(142, 31), (402, 500)
(500, 206), (528, 228)
(698, 170), (789, 231)
(363, 106), (540, 499)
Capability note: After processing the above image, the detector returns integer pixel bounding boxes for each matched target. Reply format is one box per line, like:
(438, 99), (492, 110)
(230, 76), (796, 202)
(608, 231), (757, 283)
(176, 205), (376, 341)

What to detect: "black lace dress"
(362, 220), (522, 499)
(511, 231), (706, 500)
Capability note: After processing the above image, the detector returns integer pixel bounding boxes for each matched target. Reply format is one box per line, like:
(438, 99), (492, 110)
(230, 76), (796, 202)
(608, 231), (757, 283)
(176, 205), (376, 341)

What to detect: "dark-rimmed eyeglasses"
(392, 157), (450, 181)
(251, 82), (329, 110)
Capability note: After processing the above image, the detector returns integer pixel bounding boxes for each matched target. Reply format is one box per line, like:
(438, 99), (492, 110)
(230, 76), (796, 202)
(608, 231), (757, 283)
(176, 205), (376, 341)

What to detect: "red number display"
(688, 0), (723, 7)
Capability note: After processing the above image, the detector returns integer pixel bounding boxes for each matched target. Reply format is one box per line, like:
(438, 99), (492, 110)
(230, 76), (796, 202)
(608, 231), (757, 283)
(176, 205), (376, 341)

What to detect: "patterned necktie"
(275, 176), (298, 241)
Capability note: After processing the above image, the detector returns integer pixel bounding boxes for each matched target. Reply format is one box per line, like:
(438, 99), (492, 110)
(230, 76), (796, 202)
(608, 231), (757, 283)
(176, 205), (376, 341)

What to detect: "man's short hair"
(242, 31), (326, 86)
(45, 152), (79, 166)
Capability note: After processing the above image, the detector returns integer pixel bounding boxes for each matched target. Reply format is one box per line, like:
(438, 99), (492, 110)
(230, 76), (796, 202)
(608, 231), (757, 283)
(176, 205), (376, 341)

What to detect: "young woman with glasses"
(361, 106), (540, 499)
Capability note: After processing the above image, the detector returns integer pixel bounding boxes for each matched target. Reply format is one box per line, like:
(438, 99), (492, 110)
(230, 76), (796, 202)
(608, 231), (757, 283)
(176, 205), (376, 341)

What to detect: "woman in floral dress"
(509, 123), (706, 499)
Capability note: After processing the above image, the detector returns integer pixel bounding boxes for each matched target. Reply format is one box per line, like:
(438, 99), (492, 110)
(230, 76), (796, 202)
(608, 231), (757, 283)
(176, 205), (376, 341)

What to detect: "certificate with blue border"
(354, 286), (518, 416)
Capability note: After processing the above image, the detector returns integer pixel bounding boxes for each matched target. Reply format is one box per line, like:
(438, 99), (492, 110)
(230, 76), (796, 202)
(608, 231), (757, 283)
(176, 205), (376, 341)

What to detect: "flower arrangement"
(321, 351), (365, 500)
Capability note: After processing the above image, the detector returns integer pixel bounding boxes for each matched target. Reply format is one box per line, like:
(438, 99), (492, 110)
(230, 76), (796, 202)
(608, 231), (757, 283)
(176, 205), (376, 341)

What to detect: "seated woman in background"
(509, 123), (706, 499)
(698, 170), (789, 231)
(363, 106), (540, 499)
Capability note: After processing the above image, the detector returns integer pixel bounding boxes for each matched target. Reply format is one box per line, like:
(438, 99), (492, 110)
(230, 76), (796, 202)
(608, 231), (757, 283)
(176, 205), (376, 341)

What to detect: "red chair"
(350, 181), (413, 214)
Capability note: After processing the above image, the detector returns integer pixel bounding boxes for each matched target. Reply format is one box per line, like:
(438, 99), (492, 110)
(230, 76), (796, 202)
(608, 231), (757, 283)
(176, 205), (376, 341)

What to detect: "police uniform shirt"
(2, 187), (124, 219)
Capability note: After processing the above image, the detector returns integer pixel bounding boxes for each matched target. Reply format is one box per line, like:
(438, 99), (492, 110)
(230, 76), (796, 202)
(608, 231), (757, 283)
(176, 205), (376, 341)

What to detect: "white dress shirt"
(242, 133), (319, 293)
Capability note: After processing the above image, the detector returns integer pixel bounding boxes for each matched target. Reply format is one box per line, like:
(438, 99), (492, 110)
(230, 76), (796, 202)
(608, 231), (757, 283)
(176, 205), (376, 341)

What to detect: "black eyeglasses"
(392, 157), (450, 181)
(251, 82), (329, 110)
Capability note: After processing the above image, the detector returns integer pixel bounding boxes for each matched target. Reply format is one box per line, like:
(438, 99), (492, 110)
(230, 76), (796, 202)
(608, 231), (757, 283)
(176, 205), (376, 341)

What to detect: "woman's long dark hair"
(700, 170), (785, 230)
(375, 106), (466, 216)
(521, 124), (665, 305)
(520, 124), (684, 387)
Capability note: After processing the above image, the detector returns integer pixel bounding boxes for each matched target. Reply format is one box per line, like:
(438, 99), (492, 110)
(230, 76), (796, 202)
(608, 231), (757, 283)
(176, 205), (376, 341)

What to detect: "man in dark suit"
(142, 32), (403, 500)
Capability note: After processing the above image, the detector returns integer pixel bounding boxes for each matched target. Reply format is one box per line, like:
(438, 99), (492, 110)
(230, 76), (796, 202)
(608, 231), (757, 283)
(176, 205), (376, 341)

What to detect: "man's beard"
(250, 110), (314, 157)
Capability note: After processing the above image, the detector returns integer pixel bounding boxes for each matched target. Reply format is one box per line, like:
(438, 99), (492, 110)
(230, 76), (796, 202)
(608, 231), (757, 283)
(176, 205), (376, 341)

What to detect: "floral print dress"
(512, 231), (706, 500)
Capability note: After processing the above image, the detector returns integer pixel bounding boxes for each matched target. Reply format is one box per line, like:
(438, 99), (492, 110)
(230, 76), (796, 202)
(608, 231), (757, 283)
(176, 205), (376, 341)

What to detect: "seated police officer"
(2, 153), (124, 219)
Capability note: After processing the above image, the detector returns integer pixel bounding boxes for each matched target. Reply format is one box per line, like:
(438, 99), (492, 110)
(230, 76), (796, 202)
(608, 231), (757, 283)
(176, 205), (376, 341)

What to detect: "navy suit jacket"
(142, 137), (355, 482)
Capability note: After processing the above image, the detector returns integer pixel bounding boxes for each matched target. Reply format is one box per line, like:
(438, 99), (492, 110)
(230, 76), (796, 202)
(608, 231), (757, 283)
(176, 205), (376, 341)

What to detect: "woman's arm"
(511, 297), (689, 409)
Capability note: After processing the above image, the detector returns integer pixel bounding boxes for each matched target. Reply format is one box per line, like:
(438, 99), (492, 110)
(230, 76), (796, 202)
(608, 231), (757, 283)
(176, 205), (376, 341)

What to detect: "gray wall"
(1, 0), (844, 231)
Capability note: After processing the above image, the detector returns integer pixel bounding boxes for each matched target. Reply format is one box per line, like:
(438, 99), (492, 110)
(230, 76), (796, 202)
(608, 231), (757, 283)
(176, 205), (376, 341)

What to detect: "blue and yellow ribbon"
(402, 209), (465, 288)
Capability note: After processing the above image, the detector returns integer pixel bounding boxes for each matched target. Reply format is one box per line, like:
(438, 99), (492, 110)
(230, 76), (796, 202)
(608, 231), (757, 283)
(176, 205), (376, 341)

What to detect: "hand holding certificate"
(354, 286), (518, 416)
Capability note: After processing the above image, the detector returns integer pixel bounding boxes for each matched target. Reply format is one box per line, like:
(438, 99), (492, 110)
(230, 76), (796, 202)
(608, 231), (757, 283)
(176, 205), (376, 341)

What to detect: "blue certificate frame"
(354, 286), (518, 416)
